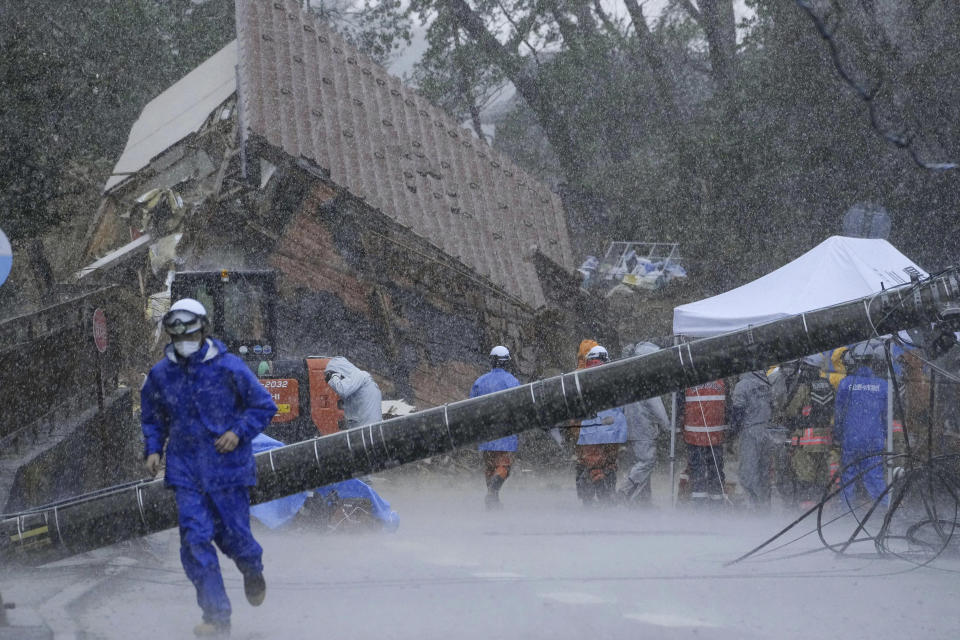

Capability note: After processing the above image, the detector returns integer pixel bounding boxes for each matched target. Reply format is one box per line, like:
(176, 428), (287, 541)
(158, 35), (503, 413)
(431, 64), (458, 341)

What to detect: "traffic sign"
(0, 227), (11, 287)
(93, 308), (108, 353)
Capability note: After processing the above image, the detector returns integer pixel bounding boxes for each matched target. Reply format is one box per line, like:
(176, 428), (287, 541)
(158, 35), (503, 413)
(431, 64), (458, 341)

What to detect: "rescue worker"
(835, 341), (890, 507)
(824, 346), (849, 389)
(820, 349), (850, 493)
(786, 361), (836, 509)
(900, 347), (934, 461)
(683, 378), (728, 506)
(730, 370), (778, 509)
(576, 338), (599, 370)
(142, 298), (277, 637)
(619, 342), (670, 504)
(575, 345), (627, 505)
(472, 345), (522, 510)
(325, 356), (383, 429)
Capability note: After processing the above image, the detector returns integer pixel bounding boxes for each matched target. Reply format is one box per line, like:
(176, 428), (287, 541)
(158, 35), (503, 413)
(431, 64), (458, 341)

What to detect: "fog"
(8, 470), (958, 639)
(3, 1), (960, 637)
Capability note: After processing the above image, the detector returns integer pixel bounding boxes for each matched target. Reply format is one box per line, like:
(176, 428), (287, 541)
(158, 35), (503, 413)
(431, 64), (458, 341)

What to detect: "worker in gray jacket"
(325, 357), (383, 429)
(619, 342), (670, 504)
(730, 369), (778, 509)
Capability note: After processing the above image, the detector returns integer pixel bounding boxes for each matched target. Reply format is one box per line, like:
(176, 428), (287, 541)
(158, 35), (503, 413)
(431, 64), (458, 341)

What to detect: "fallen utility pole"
(3, 269), (959, 564)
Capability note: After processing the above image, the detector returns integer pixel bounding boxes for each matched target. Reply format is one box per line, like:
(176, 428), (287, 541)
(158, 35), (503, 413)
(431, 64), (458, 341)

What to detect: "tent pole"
(886, 343), (894, 485)
(670, 334), (680, 507)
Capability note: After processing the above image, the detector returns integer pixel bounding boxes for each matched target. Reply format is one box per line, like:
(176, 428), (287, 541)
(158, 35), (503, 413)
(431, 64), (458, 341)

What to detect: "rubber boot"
(619, 479), (650, 505)
(244, 572), (266, 606)
(485, 475), (505, 511)
(575, 465), (594, 505)
(194, 620), (230, 637)
(640, 480), (652, 503)
(597, 473), (617, 504)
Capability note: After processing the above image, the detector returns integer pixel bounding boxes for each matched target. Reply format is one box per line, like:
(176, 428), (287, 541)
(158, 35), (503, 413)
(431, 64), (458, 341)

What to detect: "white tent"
(673, 236), (927, 338)
(666, 236), (926, 504)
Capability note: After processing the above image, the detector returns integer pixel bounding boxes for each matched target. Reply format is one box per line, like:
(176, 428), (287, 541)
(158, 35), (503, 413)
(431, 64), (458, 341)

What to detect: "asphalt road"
(4, 472), (960, 639)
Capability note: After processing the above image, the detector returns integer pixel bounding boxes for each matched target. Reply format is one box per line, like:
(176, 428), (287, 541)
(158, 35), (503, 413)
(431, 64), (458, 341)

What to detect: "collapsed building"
(79, 0), (610, 409)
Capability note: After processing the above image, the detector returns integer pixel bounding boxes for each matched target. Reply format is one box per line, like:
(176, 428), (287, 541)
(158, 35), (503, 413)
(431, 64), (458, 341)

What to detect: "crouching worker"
(575, 345), (627, 505)
(472, 346), (521, 510)
(324, 356), (383, 429)
(142, 298), (277, 637)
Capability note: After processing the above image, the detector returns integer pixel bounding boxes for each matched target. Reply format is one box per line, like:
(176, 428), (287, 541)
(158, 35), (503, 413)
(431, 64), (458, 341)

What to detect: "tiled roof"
(236, 0), (574, 308)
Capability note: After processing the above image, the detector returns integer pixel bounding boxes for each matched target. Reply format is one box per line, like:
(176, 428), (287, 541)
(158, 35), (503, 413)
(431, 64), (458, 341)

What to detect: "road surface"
(4, 472), (959, 639)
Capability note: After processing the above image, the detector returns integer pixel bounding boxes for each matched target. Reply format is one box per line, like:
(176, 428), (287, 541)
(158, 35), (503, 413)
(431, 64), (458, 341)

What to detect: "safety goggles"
(162, 310), (205, 336)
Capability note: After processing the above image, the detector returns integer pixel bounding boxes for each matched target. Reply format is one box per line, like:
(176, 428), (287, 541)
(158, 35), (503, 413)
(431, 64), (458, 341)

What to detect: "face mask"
(174, 339), (202, 358)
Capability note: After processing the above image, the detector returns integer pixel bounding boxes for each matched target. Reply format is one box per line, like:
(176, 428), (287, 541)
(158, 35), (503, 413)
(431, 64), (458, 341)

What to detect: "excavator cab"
(170, 269), (277, 359)
(170, 269), (343, 443)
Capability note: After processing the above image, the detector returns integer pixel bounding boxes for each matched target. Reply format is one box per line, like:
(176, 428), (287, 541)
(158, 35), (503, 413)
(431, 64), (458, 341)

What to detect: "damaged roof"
(106, 1), (575, 309)
(105, 41), (238, 192)
(236, 0), (573, 308)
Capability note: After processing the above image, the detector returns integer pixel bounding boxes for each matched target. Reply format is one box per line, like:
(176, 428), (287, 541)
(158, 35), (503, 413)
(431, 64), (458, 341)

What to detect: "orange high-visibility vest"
(792, 426), (832, 447)
(683, 380), (726, 447)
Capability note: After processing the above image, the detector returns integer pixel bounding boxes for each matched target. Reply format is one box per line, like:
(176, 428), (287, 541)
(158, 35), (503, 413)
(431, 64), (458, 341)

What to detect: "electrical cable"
(728, 450), (960, 568)
(729, 272), (960, 568)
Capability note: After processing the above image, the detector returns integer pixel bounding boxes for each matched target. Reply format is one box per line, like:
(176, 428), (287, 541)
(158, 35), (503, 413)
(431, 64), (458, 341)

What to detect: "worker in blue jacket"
(834, 341), (889, 508)
(473, 345), (521, 510)
(142, 298), (277, 638)
(575, 345), (628, 505)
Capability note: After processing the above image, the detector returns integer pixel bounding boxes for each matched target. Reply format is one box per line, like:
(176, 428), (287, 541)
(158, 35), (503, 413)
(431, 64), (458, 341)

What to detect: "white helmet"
(633, 342), (660, 357)
(169, 298), (207, 316)
(490, 345), (511, 367)
(162, 298), (208, 336)
(847, 340), (883, 364)
(586, 345), (609, 362)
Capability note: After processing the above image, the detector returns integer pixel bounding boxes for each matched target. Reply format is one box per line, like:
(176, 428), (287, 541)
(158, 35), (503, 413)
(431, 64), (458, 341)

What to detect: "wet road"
(5, 473), (959, 639)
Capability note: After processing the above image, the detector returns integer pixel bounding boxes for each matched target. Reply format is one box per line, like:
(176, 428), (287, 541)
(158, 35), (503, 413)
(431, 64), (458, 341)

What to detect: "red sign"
(92, 308), (108, 353)
(260, 378), (299, 423)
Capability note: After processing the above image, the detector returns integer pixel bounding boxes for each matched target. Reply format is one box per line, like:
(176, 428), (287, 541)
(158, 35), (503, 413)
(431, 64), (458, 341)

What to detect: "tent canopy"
(673, 236), (927, 337)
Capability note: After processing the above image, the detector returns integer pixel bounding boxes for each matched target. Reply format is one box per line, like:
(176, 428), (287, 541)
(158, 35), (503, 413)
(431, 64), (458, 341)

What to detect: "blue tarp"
(315, 479), (400, 532)
(250, 434), (399, 531)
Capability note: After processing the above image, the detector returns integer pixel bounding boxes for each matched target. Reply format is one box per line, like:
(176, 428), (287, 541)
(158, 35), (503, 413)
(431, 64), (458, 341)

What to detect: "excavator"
(170, 269), (344, 442)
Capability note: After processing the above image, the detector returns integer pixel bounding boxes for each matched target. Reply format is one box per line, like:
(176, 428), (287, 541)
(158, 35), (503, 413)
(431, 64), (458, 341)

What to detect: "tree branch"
(497, 0), (542, 63)
(677, 0), (701, 22)
(592, 0), (622, 39)
(572, 0), (599, 38)
(444, 0), (582, 176)
(548, 3), (581, 50)
(451, 24), (487, 141)
(795, 0), (958, 171)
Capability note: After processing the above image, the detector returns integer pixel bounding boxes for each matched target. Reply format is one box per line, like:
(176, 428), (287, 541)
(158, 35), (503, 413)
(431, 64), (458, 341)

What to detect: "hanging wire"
(730, 269), (960, 568)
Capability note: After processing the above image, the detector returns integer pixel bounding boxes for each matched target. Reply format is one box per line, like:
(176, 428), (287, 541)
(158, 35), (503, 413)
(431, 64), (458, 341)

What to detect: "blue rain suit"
(577, 407), (628, 445)
(835, 366), (888, 504)
(141, 338), (277, 624)
(473, 367), (521, 451)
(575, 407), (627, 503)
